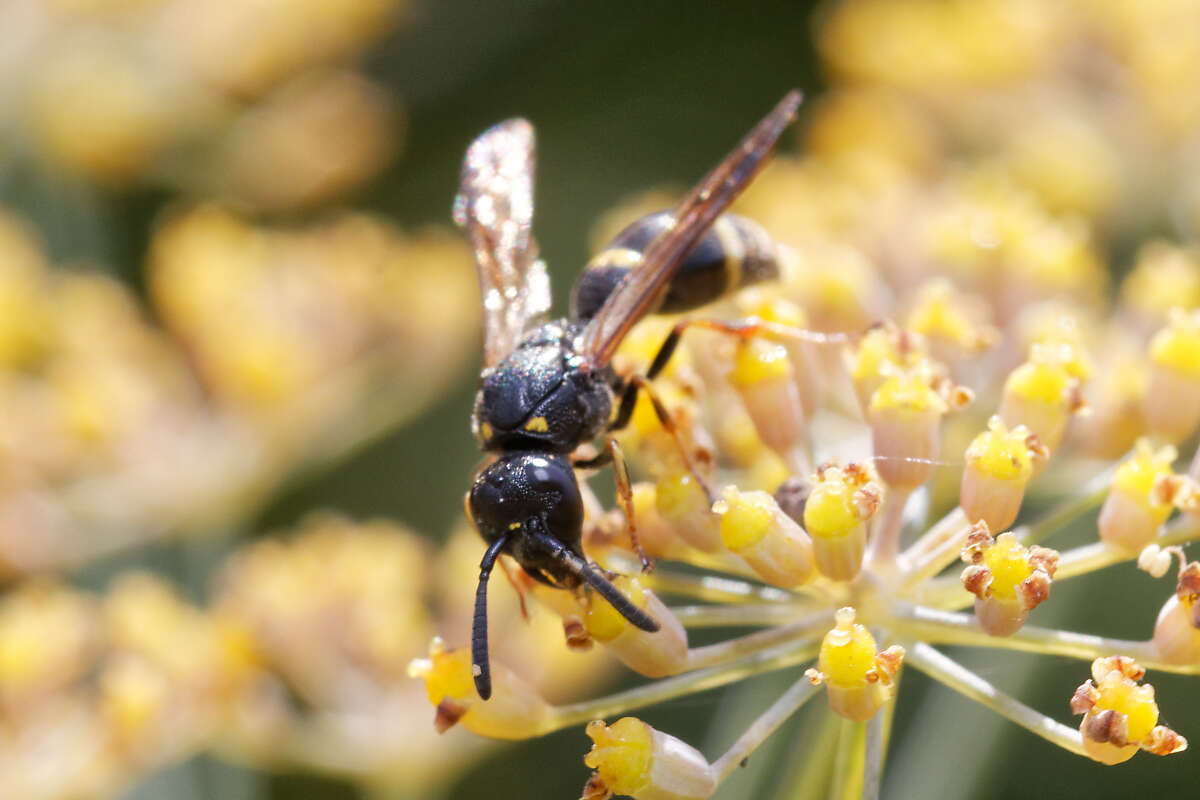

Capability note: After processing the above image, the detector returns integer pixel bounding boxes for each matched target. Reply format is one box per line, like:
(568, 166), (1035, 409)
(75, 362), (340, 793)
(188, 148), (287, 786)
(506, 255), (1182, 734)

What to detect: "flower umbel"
(413, 4), (1200, 793)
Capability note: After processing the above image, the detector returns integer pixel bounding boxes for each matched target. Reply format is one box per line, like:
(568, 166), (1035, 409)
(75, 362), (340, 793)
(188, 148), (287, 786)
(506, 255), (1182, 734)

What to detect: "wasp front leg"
(574, 437), (652, 572)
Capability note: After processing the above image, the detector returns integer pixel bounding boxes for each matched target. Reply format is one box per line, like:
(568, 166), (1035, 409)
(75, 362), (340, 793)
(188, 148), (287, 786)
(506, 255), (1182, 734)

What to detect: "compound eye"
(523, 456), (584, 542)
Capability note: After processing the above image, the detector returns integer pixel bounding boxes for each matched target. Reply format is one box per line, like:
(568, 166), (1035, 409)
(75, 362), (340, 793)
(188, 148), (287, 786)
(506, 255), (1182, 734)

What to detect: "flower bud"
(960, 416), (1046, 532)
(655, 471), (721, 552)
(1144, 309), (1200, 442)
(846, 322), (923, 413)
(583, 717), (717, 800)
(1097, 440), (1177, 551)
(1070, 656), (1187, 765)
(960, 526), (1059, 636)
(999, 343), (1085, 452)
(728, 339), (807, 467)
(806, 607), (904, 721)
(802, 463), (883, 580)
(714, 487), (815, 588)
(903, 279), (996, 363)
(580, 577), (688, 678)
(1152, 561), (1200, 665)
(408, 638), (553, 739)
(868, 364), (970, 489)
(737, 290), (820, 421)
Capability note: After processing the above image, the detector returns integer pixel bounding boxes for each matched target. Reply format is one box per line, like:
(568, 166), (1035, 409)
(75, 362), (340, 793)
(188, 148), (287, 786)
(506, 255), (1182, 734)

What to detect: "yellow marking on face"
(525, 416), (549, 433)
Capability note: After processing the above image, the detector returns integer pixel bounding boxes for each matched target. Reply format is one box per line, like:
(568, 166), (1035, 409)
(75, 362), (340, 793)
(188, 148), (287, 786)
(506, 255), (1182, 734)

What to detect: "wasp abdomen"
(569, 210), (779, 323)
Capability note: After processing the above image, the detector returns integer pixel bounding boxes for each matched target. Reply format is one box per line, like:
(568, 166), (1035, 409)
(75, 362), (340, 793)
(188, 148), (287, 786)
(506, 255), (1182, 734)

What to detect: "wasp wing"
(454, 118), (552, 368)
(578, 90), (802, 369)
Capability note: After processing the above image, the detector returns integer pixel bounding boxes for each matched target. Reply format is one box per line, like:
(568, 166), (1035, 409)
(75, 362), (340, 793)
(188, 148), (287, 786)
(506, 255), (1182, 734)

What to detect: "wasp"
(457, 90), (802, 699)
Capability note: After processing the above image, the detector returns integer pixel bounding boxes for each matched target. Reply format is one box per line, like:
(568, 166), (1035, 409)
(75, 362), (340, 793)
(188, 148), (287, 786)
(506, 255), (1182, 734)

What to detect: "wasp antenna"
(575, 558), (661, 633)
(472, 535), (509, 700)
(526, 520), (660, 633)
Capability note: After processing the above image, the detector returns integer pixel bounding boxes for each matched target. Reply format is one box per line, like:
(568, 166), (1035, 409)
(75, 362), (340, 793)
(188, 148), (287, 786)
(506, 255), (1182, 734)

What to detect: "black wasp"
(457, 90), (802, 699)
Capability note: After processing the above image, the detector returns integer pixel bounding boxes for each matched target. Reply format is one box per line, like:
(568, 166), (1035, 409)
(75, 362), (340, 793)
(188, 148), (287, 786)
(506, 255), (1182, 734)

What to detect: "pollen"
(583, 718), (653, 797)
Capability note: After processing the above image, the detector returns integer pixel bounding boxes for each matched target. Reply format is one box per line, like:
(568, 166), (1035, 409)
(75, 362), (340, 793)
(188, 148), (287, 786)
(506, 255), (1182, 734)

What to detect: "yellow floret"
(818, 609), (879, 688)
(719, 491), (774, 551)
(1093, 672), (1159, 743)
(965, 417), (1035, 481)
(584, 576), (649, 642)
(1121, 242), (1200, 319)
(982, 533), (1034, 600)
(729, 340), (790, 385)
(1004, 358), (1072, 406)
(1149, 310), (1200, 378)
(1112, 440), (1176, 510)
(584, 717), (653, 797)
(744, 294), (807, 329)
(869, 370), (946, 414)
(412, 638), (473, 706)
(803, 473), (861, 540)
(655, 472), (708, 520)
(905, 281), (980, 348)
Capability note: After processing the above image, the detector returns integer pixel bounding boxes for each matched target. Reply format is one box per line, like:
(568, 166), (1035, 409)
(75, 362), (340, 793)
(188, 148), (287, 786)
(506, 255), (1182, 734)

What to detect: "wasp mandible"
(457, 90), (802, 699)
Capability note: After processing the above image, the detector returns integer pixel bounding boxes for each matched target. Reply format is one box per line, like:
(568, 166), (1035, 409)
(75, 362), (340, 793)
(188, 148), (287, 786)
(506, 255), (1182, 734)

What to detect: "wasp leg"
(648, 318), (852, 378)
(610, 375), (715, 508)
(573, 439), (651, 572)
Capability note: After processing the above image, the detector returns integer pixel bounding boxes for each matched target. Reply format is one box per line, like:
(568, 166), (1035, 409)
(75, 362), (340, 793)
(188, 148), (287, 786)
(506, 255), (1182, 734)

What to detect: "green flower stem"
(711, 676), (821, 783)
(861, 704), (888, 800)
(672, 602), (825, 628)
(685, 611), (833, 671)
(913, 510), (1200, 609)
(547, 639), (819, 734)
(1056, 511), (1200, 580)
(906, 642), (1087, 757)
(827, 717), (866, 800)
(890, 604), (1200, 675)
(865, 489), (911, 574)
(899, 507), (968, 587)
(646, 570), (794, 604)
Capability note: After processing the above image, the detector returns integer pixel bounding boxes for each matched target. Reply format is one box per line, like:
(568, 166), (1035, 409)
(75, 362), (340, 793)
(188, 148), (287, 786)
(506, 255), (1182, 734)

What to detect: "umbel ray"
(456, 90), (803, 699)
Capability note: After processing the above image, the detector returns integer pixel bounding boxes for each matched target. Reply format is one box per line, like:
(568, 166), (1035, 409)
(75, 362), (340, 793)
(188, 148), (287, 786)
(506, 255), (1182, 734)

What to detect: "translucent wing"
(579, 90), (802, 369)
(454, 118), (551, 368)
